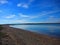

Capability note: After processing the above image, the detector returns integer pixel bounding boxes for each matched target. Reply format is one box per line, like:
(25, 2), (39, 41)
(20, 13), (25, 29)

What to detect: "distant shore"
(0, 23), (60, 25)
(1, 25), (60, 45)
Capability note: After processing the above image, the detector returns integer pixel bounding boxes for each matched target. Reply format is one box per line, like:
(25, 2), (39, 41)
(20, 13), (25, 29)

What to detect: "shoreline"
(3, 25), (60, 39)
(10, 26), (60, 39)
(1, 25), (60, 45)
(9, 25), (60, 39)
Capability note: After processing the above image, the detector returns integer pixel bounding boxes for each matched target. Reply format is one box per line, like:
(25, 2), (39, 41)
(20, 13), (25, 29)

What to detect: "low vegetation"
(0, 25), (3, 36)
(0, 25), (7, 38)
(0, 25), (3, 30)
(0, 25), (4, 45)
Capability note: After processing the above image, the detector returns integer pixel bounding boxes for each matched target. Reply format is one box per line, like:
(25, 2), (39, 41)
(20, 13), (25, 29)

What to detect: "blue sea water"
(10, 24), (60, 38)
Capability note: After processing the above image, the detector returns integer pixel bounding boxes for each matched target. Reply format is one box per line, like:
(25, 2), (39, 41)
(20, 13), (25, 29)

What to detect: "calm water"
(10, 24), (60, 38)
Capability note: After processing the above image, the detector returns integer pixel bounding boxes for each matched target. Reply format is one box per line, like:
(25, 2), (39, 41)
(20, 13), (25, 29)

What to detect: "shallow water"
(10, 24), (60, 38)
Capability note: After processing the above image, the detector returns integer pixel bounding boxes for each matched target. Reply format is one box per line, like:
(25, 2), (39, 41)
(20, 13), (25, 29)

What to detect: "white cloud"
(19, 13), (30, 17)
(18, 13), (39, 19)
(17, 3), (22, 7)
(17, 3), (29, 8)
(5, 14), (15, 18)
(0, 0), (8, 4)
(17, 0), (34, 8)
(22, 4), (29, 8)
(19, 13), (39, 19)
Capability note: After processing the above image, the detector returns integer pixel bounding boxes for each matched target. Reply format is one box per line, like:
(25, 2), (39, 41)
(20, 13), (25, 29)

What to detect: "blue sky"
(0, 0), (60, 24)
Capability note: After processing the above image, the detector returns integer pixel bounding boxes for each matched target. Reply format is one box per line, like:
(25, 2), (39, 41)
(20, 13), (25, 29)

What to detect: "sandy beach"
(1, 25), (60, 45)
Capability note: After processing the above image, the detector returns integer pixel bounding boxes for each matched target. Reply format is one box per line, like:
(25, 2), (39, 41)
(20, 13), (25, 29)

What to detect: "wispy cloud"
(19, 10), (60, 19)
(19, 13), (39, 19)
(30, 10), (60, 19)
(4, 14), (16, 19)
(17, 3), (22, 7)
(17, 3), (29, 8)
(39, 10), (60, 16)
(19, 13), (29, 17)
(37, 10), (60, 23)
(17, 0), (34, 8)
(22, 4), (29, 8)
(2, 10), (60, 23)
(0, 0), (8, 4)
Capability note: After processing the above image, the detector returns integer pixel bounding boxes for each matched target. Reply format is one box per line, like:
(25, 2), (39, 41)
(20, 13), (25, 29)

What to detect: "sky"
(0, 0), (60, 24)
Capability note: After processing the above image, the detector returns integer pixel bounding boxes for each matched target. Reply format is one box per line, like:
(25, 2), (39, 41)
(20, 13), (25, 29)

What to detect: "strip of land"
(1, 25), (60, 45)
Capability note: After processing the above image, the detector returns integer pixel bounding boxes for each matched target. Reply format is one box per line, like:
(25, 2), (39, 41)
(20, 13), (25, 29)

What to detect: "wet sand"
(1, 25), (60, 45)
